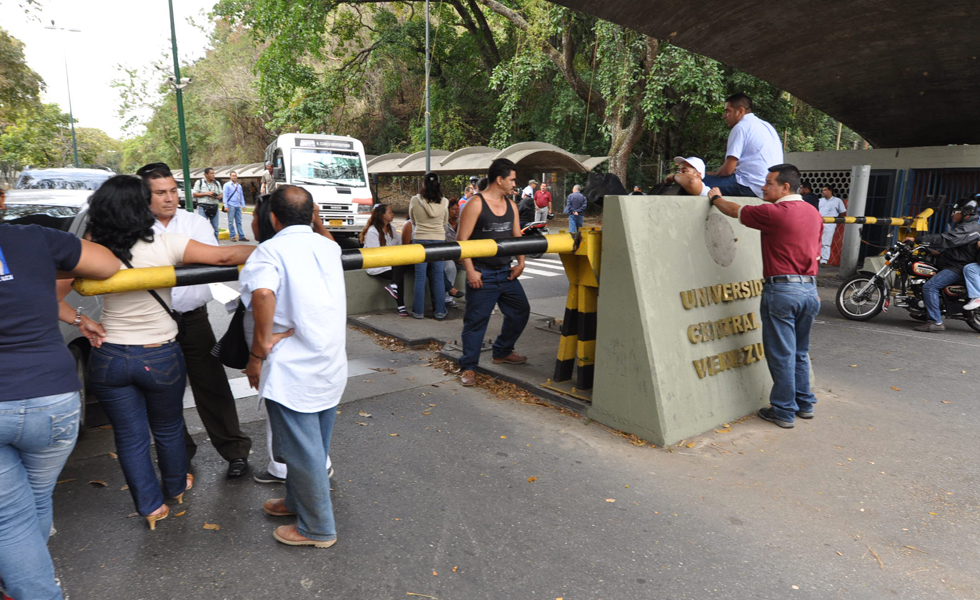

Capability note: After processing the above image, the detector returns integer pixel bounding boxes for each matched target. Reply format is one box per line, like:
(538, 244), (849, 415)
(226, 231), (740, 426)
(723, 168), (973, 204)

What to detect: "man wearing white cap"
(665, 156), (709, 197)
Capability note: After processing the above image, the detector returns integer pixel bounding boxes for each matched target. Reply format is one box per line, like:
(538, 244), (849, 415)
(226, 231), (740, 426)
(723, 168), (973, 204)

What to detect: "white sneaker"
(965, 298), (980, 311)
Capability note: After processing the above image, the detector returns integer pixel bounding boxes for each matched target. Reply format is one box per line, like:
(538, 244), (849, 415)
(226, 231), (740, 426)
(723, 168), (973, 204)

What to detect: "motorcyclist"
(906, 197), (980, 332)
(517, 185), (536, 227)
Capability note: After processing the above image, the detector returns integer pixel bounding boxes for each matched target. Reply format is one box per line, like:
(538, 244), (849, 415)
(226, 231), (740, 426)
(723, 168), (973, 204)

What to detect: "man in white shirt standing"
(138, 162), (253, 478)
(241, 185), (347, 548)
(703, 93), (783, 198)
(192, 167), (223, 240)
(521, 179), (538, 203)
(818, 185), (847, 265)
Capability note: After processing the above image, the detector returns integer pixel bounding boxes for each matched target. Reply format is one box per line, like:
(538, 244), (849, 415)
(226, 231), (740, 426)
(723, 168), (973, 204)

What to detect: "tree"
(0, 103), (71, 167)
(0, 27), (44, 128)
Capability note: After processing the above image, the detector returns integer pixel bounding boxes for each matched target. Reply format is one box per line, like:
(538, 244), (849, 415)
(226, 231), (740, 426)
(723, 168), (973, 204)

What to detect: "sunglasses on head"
(136, 162), (171, 177)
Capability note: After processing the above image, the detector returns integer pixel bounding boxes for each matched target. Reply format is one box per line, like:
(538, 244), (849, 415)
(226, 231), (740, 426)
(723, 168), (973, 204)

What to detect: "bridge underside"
(553, 0), (979, 148)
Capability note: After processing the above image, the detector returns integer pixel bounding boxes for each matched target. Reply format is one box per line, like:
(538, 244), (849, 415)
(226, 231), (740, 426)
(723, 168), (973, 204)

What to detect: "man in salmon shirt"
(708, 163), (823, 429)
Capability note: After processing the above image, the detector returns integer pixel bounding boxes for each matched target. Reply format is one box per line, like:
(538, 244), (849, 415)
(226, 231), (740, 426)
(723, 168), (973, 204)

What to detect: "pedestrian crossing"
(520, 257), (566, 279)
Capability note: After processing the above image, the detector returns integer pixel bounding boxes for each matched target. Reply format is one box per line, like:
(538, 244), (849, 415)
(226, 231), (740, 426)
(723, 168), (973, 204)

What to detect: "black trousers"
(370, 266), (406, 305)
(180, 306), (252, 461)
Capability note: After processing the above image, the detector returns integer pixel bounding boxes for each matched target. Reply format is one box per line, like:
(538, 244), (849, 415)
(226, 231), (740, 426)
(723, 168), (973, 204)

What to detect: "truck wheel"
(70, 345), (88, 436)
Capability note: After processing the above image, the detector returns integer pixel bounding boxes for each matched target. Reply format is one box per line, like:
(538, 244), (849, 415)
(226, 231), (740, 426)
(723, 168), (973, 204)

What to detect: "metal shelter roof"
(552, 0), (980, 148)
(366, 142), (609, 176)
(173, 163), (265, 181)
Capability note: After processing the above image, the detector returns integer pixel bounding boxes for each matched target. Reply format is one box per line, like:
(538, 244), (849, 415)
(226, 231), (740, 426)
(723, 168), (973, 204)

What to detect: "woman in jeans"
(85, 175), (254, 529)
(360, 204), (408, 317)
(407, 172), (449, 319)
(0, 223), (119, 600)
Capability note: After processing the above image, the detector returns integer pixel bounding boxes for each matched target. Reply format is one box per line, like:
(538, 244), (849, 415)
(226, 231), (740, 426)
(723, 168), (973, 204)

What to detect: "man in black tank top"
(455, 159), (531, 387)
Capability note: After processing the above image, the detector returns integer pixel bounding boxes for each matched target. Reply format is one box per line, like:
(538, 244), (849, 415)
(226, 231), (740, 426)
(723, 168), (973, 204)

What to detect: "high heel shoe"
(174, 473), (194, 504)
(146, 504), (169, 530)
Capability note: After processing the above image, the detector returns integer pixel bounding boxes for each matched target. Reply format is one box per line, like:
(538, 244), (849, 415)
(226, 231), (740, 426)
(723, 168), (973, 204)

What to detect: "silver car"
(2, 168), (113, 430)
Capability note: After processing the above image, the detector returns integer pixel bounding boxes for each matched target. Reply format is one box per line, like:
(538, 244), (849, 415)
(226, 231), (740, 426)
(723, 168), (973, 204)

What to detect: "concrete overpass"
(552, 0), (979, 148)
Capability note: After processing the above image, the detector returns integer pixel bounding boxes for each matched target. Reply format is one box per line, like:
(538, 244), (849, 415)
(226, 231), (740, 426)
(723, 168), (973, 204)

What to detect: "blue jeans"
(460, 265), (531, 371)
(227, 206), (245, 240)
(567, 213), (584, 234)
(964, 263), (980, 299)
(760, 282), (821, 423)
(266, 401), (337, 541)
(702, 173), (757, 197)
(0, 391), (79, 600)
(88, 342), (188, 516)
(198, 205), (220, 240)
(413, 240), (446, 317)
(923, 268), (963, 324)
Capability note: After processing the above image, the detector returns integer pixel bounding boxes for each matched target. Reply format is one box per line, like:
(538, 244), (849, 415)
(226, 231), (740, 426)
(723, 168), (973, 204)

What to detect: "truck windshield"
(290, 148), (366, 187)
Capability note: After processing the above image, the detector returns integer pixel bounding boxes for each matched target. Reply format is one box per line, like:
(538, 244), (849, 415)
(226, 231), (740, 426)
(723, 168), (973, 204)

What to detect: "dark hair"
(822, 184), (836, 195)
(270, 185), (314, 227)
(86, 175), (156, 261)
(767, 163), (802, 191)
(421, 172), (442, 203)
(800, 180), (813, 191)
(203, 167), (214, 176)
(726, 93), (753, 112)
(487, 158), (516, 188)
(253, 195), (277, 242)
(136, 162), (173, 181)
(476, 177), (489, 192)
(359, 203), (392, 245)
(448, 197), (460, 210)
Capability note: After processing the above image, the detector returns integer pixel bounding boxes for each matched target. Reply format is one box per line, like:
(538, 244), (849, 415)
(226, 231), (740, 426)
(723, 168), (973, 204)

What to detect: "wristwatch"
(72, 306), (83, 327)
(710, 194), (722, 206)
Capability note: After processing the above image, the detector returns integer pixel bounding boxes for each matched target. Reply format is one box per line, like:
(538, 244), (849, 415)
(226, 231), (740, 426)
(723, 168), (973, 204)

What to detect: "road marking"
(533, 257), (564, 266)
(817, 321), (980, 348)
(526, 260), (567, 271)
(521, 267), (561, 277)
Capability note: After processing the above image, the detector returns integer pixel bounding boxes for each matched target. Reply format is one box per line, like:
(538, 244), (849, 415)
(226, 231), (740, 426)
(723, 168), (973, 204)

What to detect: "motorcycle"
(835, 241), (980, 332)
(520, 220), (549, 259)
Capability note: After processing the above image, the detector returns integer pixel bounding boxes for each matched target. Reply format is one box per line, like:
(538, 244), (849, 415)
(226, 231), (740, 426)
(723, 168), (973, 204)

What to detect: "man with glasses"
(193, 167), (223, 240)
(136, 162), (253, 477)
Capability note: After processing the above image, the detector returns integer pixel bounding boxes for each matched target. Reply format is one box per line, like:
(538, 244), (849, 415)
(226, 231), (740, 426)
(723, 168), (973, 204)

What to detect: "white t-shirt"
(101, 234), (190, 345)
(152, 210), (216, 312)
(239, 225), (347, 413)
(362, 225), (400, 276)
(727, 113), (783, 198)
(819, 196), (847, 218)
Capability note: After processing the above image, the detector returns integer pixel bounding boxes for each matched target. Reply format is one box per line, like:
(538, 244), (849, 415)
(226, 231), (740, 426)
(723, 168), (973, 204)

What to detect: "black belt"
(765, 275), (817, 284)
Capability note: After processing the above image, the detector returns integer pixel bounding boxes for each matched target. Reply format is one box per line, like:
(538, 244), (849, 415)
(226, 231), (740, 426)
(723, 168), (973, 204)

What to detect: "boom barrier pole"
(73, 233), (577, 297)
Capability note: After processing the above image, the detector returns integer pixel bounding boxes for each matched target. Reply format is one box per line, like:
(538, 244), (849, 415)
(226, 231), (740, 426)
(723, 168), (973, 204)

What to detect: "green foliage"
(0, 27), (44, 127)
(0, 102), (71, 167)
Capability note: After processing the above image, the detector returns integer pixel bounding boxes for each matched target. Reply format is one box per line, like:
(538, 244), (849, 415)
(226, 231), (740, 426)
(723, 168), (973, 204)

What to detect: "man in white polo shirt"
(703, 93), (783, 198)
(138, 162), (253, 479)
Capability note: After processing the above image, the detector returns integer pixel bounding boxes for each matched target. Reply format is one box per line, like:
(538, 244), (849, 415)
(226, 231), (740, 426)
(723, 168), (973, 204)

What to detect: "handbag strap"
(120, 256), (181, 323)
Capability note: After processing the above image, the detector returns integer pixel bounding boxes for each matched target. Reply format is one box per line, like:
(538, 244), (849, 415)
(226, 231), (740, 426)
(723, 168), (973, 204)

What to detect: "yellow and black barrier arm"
(73, 233), (576, 296)
(822, 207), (933, 243)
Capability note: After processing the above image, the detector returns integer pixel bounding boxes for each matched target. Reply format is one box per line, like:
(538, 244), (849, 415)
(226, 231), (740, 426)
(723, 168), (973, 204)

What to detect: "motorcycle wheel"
(967, 310), (980, 333)
(835, 273), (886, 321)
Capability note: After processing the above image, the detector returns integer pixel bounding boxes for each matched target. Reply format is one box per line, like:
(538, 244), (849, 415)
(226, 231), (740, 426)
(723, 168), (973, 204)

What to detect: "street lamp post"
(45, 22), (80, 168)
(424, 0), (431, 173)
(167, 0), (194, 211)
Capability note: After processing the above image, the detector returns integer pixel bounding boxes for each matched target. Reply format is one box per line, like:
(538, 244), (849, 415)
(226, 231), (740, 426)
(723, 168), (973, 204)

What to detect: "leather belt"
(142, 339), (176, 348)
(764, 275), (817, 284)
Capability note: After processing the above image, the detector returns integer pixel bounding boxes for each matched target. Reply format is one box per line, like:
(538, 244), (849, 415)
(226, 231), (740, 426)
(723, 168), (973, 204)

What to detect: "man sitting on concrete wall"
(702, 93), (783, 198)
(663, 156), (709, 197)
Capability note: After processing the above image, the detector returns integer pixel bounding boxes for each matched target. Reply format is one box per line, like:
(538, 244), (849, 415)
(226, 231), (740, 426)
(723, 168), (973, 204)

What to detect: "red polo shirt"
(738, 195), (823, 278)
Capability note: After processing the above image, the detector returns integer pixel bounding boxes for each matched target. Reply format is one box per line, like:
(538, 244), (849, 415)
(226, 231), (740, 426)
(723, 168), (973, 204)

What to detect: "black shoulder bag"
(211, 300), (249, 369)
(120, 257), (186, 343)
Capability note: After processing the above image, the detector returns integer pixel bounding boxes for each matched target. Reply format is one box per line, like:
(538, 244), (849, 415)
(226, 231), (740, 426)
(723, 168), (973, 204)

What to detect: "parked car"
(2, 169), (111, 431)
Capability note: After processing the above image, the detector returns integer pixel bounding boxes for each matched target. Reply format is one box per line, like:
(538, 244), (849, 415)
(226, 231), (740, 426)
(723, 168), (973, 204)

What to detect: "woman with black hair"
(360, 204), (408, 317)
(84, 175), (255, 530)
(408, 172), (449, 319)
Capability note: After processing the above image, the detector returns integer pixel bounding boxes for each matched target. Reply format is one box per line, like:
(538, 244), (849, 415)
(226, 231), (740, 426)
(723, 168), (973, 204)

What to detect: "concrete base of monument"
(589, 195), (812, 447)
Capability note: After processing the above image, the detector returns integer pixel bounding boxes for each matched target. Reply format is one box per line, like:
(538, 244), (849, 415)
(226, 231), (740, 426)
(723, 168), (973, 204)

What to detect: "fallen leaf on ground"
(355, 422), (368, 426)
(500, 436), (507, 439)
(389, 433), (400, 437)
(406, 594), (437, 599)
(849, 365), (858, 368)
(452, 566), (458, 573)
(88, 480), (108, 487)
(715, 428), (731, 433)
(527, 477), (538, 483)
(890, 387), (901, 391)
(359, 410), (372, 418)
(362, 379), (374, 383)
(686, 442), (696, 448)
(120, 485), (129, 491)
(57, 479), (76, 485)
(107, 452), (118, 459)
(605, 498), (616, 503)
(175, 510), (186, 517)
(941, 401), (952, 404)
(203, 522), (221, 530)
(432, 570), (438, 576)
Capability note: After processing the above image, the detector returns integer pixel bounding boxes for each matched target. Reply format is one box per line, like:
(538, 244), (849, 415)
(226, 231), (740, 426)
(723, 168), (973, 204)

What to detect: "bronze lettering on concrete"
(680, 279), (765, 310)
(686, 313), (761, 345)
(692, 342), (766, 379)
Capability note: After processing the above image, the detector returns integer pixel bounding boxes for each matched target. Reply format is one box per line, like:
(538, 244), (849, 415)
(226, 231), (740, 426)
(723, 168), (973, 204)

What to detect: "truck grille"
(318, 204), (352, 212)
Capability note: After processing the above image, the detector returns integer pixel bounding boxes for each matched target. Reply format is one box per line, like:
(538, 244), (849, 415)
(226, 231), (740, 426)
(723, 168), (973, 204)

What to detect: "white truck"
(265, 133), (374, 239)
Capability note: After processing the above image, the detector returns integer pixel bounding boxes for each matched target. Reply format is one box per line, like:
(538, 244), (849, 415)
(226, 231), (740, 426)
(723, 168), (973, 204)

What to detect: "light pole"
(167, 0), (194, 211)
(424, 0), (431, 172)
(44, 21), (80, 168)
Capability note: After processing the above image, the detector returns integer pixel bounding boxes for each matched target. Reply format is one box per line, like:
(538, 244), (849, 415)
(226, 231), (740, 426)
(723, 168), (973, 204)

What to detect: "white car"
(2, 168), (113, 431)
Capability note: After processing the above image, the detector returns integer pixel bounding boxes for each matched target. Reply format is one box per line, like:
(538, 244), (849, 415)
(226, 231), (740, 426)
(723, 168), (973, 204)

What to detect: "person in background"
(223, 171), (248, 242)
(629, 185), (644, 196)
(408, 172), (449, 320)
(534, 183), (553, 222)
(456, 158), (530, 387)
(0, 222), (119, 600)
(702, 93), (783, 198)
(84, 175), (255, 530)
(799, 181), (820, 210)
(192, 167), (223, 239)
(443, 197), (465, 308)
(242, 185), (347, 548)
(261, 162), (277, 196)
(521, 179), (538, 203)
(138, 162), (252, 478)
(818, 185), (847, 265)
(360, 203), (408, 317)
(708, 164), (822, 429)
(0, 187), (6, 210)
(564, 184), (588, 234)
(664, 156), (710, 197)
